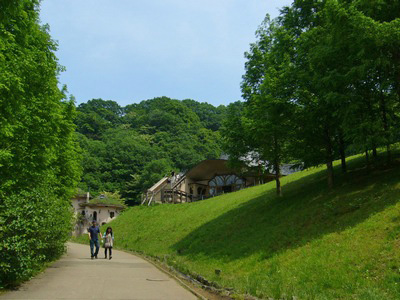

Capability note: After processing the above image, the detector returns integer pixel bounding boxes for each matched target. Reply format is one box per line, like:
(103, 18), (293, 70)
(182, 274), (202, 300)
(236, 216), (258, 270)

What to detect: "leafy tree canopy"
(75, 96), (225, 204)
(0, 0), (81, 287)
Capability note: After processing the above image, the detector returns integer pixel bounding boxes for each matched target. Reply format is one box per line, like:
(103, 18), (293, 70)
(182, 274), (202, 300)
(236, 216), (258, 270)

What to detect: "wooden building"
(142, 159), (273, 205)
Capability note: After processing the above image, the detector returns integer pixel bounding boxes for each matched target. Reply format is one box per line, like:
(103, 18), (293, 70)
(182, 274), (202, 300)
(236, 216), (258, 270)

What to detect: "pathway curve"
(1, 243), (197, 300)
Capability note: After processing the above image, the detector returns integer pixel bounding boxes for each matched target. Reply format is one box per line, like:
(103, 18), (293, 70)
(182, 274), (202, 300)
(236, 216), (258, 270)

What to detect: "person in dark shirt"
(88, 220), (102, 259)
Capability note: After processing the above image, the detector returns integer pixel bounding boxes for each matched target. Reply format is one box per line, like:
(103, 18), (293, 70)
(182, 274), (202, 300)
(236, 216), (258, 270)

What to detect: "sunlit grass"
(74, 151), (400, 299)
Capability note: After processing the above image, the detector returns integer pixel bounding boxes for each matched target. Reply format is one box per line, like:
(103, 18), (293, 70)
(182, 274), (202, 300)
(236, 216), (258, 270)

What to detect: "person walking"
(88, 220), (102, 259)
(103, 227), (114, 260)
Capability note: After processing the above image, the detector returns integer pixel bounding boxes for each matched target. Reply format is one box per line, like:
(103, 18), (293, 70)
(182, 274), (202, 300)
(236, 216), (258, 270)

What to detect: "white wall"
(86, 206), (121, 225)
(72, 204), (122, 235)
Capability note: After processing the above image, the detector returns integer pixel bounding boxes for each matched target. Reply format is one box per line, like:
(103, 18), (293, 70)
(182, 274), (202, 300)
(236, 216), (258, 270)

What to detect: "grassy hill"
(76, 152), (400, 299)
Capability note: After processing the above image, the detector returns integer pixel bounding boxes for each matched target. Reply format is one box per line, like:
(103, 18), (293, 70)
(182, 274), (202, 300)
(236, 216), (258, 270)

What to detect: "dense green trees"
(77, 130), (158, 194)
(223, 0), (400, 194)
(0, 0), (80, 287)
(181, 99), (227, 131)
(76, 97), (223, 204)
(75, 99), (123, 139)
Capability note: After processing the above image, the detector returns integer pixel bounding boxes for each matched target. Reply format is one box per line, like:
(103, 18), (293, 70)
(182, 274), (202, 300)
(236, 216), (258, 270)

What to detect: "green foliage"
(0, 1), (81, 196)
(221, 101), (249, 161)
(240, 16), (298, 194)
(0, 186), (73, 288)
(124, 96), (202, 134)
(76, 96), (223, 203)
(74, 151), (400, 299)
(181, 99), (227, 131)
(227, 0), (400, 192)
(89, 191), (126, 207)
(75, 99), (123, 139)
(127, 158), (174, 199)
(77, 129), (159, 196)
(0, 0), (80, 287)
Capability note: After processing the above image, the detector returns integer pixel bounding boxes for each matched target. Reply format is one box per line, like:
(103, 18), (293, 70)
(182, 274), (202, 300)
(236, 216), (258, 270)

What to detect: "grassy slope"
(77, 153), (400, 299)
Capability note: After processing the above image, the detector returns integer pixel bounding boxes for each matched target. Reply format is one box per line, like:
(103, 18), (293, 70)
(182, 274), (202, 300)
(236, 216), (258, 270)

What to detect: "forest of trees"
(222, 0), (400, 196)
(75, 97), (227, 204)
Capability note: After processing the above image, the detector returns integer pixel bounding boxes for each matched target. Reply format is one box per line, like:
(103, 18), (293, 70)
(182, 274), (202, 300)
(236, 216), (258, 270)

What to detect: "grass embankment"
(75, 153), (400, 299)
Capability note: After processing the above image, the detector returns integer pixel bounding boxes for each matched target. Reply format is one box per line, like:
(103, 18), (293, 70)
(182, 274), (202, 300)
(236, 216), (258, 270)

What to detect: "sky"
(40, 1), (293, 107)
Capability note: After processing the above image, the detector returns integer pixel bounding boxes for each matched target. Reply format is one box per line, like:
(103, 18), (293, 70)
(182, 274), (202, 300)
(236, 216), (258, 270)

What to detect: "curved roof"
(185, 159), (238, 181)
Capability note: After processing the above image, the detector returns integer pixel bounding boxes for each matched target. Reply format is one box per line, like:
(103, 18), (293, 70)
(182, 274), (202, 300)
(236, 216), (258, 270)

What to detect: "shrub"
(0, 187), (73, 288)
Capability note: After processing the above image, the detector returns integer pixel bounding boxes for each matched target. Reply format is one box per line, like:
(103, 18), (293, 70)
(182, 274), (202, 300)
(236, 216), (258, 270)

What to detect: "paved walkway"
(0, 243), (197, 300)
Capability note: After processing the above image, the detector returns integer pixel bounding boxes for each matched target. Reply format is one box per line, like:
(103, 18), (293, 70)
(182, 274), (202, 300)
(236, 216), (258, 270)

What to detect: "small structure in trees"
(71, 191), (125, 236)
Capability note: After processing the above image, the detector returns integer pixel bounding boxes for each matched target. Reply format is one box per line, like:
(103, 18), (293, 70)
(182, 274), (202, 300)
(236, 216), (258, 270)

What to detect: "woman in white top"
(103, 227), (114, 260)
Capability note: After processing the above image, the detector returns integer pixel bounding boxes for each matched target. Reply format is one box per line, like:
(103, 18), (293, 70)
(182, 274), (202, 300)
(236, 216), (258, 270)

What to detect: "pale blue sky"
(40, 1), (293, 107)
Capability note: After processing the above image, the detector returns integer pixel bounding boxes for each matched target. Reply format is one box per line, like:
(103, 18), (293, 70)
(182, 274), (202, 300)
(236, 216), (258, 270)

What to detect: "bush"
(0, 187), (73, 288)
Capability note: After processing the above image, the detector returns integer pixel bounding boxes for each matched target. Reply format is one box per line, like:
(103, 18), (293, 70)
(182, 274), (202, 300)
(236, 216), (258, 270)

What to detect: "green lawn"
(75, 152), (400, 299)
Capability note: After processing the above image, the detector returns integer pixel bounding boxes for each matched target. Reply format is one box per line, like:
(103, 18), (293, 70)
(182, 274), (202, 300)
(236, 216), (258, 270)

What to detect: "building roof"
(79, 202), (125, 209)
(148, 176), (169, 192)
(279, 164), (302, 176)
(185, 159), (245, 181)
(146, 158), (302, 193)
(79, 193), (126, 209)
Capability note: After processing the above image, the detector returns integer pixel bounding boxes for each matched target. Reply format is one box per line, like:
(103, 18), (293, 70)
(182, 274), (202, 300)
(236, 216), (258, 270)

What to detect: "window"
(110, 212), (115, 218)
(81, 211), (85, 216)
(93, 211), (97, 221)
(209, 175), (245, 196)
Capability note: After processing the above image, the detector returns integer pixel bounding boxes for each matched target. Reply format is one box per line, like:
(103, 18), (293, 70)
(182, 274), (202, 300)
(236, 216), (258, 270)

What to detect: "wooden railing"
(161, 189), (217, 203)
(162, 189), (192, 203)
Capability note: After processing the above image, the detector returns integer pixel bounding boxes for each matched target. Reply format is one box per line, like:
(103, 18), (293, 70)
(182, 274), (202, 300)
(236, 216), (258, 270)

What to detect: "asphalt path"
(0, 242), (197, 300)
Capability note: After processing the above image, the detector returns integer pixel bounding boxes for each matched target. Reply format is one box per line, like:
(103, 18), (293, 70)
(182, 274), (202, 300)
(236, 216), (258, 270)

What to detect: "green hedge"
(0, 1), (80, 288)
(0, 187), (72, 288)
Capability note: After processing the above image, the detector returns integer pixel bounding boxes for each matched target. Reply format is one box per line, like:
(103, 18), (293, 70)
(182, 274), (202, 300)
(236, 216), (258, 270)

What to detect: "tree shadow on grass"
(172, 155), (400, 262)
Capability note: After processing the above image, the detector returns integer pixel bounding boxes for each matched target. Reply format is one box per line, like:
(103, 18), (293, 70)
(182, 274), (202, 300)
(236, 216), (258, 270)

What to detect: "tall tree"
(225, 17), (297, 196)
(0, 0), (80, 286)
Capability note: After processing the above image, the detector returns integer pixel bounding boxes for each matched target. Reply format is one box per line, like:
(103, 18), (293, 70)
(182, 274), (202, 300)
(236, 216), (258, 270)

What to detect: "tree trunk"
(386, 144), (391, 163)
(372, 147), (377, 159)
(338, 131), (346, 173)
(365, 149), (370, 173)
(258, 163), (263, 185)
(379, 80), (391, 164)
(395, 50), (400, 106)
(274, 161), (282, 197)
(273, 135), (282, 197)
(325, 126), (334, 189)
(366, 94), (378, 161)
(326, 160), (334, 189)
